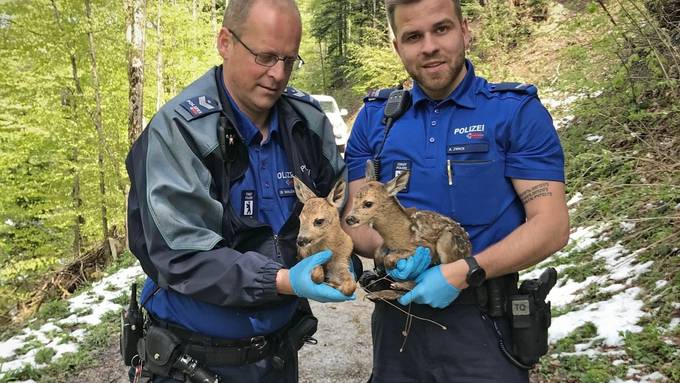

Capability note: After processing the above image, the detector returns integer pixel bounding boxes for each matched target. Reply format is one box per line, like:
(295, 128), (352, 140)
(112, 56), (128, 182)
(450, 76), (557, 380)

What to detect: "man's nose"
(421, 33), (439, 55)
(267, 60), (289, 80)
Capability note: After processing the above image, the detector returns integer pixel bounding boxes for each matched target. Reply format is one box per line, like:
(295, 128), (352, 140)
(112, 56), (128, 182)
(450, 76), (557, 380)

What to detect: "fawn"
(293, 176), (356, 296)
(344, 161), (472, 300)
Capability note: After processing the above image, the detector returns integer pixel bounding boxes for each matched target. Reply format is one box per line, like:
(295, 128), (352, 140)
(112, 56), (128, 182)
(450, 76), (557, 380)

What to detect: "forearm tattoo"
(519, 182), (552, 204)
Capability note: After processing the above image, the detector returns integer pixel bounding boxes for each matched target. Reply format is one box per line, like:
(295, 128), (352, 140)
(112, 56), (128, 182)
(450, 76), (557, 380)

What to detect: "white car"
(312, 94), (349, 152)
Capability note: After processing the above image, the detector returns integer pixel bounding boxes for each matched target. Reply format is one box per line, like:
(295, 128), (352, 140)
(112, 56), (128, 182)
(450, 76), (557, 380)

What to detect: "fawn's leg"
(311, 266), (325, 283)
(383, 248), (416, 270)
(365, 289), (405, 301)
(325, 256), (357, 296)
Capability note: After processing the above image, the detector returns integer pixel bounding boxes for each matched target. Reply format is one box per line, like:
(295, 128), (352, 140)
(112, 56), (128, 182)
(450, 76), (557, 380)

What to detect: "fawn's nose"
(297, 237), (311, 247)
(345, 216), (359, 226)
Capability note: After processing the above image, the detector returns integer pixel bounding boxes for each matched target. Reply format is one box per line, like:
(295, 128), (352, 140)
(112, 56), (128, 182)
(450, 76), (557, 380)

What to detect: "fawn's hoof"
(390, 281), (415, 291)
(365, 289), (405, 301)
(311, 266), (325, 283)
(339, 281), (357, 296)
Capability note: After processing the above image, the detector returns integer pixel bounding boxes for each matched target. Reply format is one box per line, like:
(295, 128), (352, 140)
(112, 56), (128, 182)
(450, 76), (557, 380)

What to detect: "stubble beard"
(410, 53), (467, 100)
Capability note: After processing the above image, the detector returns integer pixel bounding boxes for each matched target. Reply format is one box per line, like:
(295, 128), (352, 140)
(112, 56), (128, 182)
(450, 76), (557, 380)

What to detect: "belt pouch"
(139, 326), (182, 377)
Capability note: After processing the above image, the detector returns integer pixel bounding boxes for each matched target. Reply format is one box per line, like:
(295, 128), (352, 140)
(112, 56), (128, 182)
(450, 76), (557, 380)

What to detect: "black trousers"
(369, 302), (529, 383)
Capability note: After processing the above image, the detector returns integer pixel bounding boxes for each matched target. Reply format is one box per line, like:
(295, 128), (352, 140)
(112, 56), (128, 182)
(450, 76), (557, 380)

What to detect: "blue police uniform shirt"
(345, 60), (564, 255)
(140, 72), (297, 339)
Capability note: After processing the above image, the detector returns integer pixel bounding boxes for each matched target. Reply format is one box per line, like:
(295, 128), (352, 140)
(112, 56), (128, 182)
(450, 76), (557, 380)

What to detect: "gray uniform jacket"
(126, 66), (346, 308)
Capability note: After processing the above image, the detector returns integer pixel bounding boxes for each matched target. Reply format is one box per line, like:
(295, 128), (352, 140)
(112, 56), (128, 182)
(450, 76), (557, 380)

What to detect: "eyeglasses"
(229, 29), (304, 71)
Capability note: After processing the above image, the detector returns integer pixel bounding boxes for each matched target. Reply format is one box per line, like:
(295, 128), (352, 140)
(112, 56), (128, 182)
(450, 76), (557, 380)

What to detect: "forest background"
(0, 0), (678, 382)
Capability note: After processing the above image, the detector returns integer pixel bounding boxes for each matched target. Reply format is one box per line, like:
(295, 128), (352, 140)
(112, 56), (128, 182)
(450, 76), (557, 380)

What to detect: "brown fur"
(294, 176), (356, 296)
(345, 161), (471, 296)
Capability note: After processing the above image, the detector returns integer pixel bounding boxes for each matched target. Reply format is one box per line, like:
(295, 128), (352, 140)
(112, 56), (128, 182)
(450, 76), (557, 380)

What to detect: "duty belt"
(148, 316), (278, 366)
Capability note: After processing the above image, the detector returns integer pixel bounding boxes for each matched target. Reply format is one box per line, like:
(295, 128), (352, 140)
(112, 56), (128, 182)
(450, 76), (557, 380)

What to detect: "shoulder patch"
(283, 87), (322, 110)
(364, 88), (397, 103)
(175, 95), (221, 121)
(489, 82), (537, 95)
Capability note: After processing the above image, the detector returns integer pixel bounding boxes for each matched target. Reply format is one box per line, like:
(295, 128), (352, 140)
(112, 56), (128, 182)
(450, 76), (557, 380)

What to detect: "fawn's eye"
(362, 201), (374, 208)
(313, 218), (325, 227)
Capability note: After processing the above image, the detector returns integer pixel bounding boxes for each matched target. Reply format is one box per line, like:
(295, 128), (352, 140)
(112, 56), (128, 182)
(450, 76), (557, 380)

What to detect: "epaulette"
(175, 95), (222, 122)
(489, 82), (537, 95)
(283, 87), (322, 111)
(364, 87), (398, 103)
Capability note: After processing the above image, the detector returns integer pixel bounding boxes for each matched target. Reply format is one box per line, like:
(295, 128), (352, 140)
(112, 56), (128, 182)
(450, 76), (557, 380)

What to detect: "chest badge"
(241, 190), (256, 217)
(393, 160), (412, 193)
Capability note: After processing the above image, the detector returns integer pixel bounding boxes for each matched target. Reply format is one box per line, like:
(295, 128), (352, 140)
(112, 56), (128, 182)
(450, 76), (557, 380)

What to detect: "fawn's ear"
(326, 176), (346, 209)
(385, 171), (410, 196)
(365, 160), (376, 181)
(293, 176), (317, 203)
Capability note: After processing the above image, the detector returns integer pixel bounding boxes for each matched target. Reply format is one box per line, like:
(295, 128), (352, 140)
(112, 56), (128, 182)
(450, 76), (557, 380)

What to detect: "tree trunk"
(127, 0), (146, 145)
(50, 0), (84, 259)
(70, 153), (83, 257)
(156, 0), (163, 111)
(85, 0), (110, 249)
(318, 39), (326, 93)
(211, 0), (217, 31)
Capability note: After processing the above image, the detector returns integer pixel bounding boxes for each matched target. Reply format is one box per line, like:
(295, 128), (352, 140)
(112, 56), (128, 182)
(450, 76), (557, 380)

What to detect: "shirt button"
(265, 182), (270, 188)
(434, 109), (440, 114)
(429, 137), (435, 143)
(431, 121), (437, 126)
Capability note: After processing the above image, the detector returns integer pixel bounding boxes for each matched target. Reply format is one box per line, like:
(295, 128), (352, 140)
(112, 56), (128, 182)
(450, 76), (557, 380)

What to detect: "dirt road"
(71, 265), (375, 383)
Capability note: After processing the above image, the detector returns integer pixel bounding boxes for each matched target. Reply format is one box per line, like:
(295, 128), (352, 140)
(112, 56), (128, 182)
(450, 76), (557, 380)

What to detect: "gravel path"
(71, 260), (376, 383)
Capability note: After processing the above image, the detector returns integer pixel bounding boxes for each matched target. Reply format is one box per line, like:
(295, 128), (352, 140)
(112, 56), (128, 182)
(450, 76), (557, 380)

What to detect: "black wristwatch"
(464, 256), (486, 287)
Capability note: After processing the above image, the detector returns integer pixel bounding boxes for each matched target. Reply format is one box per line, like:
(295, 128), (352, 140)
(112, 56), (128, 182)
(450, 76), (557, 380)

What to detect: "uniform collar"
(218, 73), (279, 145)
(411, 59), (477, 109)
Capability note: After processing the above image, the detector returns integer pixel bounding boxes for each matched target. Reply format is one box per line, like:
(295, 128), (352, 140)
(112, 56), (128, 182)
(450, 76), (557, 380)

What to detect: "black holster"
(508, 268), (557, 366)
(270, 306), (318, 369)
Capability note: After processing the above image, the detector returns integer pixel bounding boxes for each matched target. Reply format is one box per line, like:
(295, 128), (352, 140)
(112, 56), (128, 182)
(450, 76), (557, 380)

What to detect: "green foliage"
(34, 347), (56, 365)
(534, 354), (623, 383)
(471, 2), (533, 53)
(553, 322), (598, 353)
(624, 326), (678, 367)
(344, 37), (407, 93)
(36, 300), (69, 321)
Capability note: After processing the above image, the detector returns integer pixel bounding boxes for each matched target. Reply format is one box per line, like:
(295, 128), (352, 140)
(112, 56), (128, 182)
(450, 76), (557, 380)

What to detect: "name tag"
(278, 188), (296, 197)
(241, 190), (256, 217)
(447, 143), (489, 154)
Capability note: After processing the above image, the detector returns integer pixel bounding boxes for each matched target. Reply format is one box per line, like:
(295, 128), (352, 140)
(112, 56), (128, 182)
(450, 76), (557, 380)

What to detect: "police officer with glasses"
(125, 0), (355, 382)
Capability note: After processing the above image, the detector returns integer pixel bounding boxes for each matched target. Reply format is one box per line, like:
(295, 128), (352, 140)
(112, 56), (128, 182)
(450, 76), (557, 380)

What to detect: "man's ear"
(462, 19), (471, 50)
(216, 27), (231, 59)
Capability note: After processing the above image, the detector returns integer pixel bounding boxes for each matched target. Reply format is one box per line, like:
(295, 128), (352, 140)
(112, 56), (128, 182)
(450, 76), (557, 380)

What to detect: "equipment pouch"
(271, 308), (318, 369)
(509, 268), (557, 366)
(139, 326), (182, 377)
(120, 283), (144, 366)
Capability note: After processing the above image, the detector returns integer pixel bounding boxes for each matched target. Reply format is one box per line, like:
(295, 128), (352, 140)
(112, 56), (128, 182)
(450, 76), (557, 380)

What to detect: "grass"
(0, 311), (119, 383)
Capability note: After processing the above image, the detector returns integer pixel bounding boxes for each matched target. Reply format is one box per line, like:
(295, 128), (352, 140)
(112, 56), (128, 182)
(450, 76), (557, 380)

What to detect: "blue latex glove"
(289, 250), (356, 303)
(387, 246), (432, 281)
(398, 265), (460, 308)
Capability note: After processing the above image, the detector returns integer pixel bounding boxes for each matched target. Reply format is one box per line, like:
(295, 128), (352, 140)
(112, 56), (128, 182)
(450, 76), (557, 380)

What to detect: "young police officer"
(126, 0), (355, 382)
(343, 0), (570, 381)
